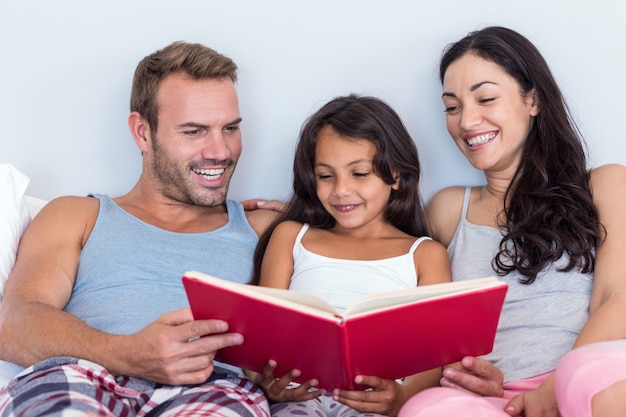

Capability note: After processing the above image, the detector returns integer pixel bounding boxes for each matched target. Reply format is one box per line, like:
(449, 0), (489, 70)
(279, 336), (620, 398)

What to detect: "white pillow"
(0, 164), (31, 302)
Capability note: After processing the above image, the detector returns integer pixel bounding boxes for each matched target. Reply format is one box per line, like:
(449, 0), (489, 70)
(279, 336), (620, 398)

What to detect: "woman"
(399, 26), (626, 417)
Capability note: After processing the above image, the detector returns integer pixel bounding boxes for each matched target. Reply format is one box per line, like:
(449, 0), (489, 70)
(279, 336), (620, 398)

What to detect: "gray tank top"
(447, 187), (593, 382)
(65, 194), (258, 336)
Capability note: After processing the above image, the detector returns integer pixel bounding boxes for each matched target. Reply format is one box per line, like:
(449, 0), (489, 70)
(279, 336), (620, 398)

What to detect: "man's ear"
(128, 111), (152, 153)
(528, 88), (540, 117)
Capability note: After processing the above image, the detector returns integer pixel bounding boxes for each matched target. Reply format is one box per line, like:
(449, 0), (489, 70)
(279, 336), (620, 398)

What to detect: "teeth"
(193, 168), (224, 180)
(467, 132), (496, 146)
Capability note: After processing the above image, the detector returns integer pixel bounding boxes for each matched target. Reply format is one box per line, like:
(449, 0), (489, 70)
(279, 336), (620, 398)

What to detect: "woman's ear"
(128, 111), (152, 153)
(392, 171), (400, 190)
(528, 88), (540, 117)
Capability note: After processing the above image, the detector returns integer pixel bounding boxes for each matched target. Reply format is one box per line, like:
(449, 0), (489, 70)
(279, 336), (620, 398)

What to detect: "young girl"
(248, 95), (452, 417)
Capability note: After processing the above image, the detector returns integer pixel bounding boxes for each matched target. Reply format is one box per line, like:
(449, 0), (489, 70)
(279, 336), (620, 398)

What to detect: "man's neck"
(113, 185), (229, 233)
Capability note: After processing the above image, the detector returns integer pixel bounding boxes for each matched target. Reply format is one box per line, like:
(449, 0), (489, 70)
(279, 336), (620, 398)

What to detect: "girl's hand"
(440, 356), (504, 397)
(332, 375), (410, 416)
(251, 360), (325, 403)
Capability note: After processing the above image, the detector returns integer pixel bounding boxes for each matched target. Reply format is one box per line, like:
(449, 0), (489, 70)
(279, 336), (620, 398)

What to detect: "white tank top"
(289, 223), (430, 314)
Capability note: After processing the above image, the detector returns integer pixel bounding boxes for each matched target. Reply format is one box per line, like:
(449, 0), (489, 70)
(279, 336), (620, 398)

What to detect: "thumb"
(159, 308), (196, 326)
(505, 393), (524, 416)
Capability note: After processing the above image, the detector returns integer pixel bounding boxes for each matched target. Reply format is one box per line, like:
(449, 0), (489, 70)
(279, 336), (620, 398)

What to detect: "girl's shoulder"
(272, 220), (306, 238)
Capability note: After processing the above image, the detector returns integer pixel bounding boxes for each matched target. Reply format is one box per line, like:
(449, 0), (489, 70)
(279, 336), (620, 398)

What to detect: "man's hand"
(112, 308), (243, 385)
(440, 357), (505, 397)
(241, 199), (286, 213)
(249, 360), (325, 403)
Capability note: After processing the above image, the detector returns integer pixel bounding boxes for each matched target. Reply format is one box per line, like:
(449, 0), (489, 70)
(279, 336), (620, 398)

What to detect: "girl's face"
(441, 53), (539, 175)
(314, 126), (398, 233)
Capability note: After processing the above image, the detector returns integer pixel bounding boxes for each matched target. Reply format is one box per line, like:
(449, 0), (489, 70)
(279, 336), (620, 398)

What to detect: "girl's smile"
(313, 125), (398, 234)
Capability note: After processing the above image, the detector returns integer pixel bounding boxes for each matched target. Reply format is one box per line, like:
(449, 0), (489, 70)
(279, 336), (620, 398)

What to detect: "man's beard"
(151, 137), (234, 207)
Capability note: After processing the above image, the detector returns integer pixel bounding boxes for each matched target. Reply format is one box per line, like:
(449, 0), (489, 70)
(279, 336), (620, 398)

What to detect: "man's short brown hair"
(130, 41), (238, 132)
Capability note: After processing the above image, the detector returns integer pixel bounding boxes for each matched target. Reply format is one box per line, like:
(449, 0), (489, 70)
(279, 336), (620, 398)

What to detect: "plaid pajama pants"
(0, 357), (269, 417)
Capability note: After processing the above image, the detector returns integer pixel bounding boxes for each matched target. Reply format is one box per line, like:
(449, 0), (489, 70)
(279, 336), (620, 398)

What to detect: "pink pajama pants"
(555, 340), (626, 417)
(399, 340), (626, 417)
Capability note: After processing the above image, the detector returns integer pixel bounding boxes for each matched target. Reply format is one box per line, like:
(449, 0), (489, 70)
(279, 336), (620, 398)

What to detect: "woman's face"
(441, 53), (539, 175)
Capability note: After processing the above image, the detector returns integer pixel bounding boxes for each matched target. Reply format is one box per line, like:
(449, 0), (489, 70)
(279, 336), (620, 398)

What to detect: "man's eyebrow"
(226, 117), (243, 126)
(176, 122), (207, 129)
(176, 118), (243, 129)
(442, 81), (497, 98)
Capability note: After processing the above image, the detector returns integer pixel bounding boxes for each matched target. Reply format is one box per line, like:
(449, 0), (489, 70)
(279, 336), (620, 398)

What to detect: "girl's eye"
(316, 174), (333, 180)
(353, 172), (370, 178)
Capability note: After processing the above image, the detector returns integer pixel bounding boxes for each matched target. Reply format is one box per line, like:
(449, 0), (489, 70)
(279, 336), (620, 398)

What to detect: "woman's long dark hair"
(440, 26), (603, 283)
(250, 95), (427, 284)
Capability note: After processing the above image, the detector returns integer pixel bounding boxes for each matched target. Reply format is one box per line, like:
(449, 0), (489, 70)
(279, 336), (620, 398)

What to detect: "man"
(0, 41), (277, 416)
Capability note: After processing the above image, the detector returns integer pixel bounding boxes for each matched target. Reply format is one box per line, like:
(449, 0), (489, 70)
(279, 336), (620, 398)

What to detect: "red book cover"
(183, 270), (508, 390)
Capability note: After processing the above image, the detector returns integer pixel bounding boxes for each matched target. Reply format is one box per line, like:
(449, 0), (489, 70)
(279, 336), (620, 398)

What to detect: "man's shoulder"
(40, 195), (100, 216)
(21, 195), (100, 253)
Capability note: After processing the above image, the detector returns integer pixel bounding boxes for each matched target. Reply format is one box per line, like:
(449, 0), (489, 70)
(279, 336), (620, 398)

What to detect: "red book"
(183, 270), (508, 390)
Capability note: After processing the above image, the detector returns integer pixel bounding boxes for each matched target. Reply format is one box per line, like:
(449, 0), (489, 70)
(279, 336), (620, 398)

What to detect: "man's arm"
(0, 196), (98, 366)
(0, 196), (243, 385)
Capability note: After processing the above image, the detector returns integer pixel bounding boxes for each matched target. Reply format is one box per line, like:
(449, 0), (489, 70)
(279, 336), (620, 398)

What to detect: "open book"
(183, 270), (508, 390)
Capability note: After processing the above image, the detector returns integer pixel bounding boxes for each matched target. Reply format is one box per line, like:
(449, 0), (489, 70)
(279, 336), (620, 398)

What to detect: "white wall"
(1, 0), (624, 204)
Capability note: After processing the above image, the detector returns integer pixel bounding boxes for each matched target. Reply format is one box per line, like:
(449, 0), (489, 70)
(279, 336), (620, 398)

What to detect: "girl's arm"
(412, 239), (453, 286)
(247, 220), (326, 402)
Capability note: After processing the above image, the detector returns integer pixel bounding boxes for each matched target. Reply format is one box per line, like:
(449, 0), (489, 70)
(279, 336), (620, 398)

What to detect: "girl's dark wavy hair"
(439, 26), (603, 283)
(250, 95), (427, 284)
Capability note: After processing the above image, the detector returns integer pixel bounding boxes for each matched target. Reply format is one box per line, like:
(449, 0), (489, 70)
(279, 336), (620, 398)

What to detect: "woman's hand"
(440, 357), (505, 397)
(504, 373), (559, 417)
(248, 360), (325, 403)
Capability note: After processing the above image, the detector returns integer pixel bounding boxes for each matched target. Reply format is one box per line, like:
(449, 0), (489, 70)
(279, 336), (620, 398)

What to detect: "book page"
(184, 270), (341, 317)
(343, 276), (501, 317)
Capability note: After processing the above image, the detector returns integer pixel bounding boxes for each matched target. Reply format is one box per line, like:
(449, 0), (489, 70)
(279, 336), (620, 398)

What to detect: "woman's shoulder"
(588, 163), (626, 215)
(589, 163), (626, 185)
(429, 186), (468, 203)
(426, 186), (470, 245)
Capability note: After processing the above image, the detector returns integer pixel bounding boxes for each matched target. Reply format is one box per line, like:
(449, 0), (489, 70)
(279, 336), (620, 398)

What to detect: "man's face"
(148, 73), (242, 207)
